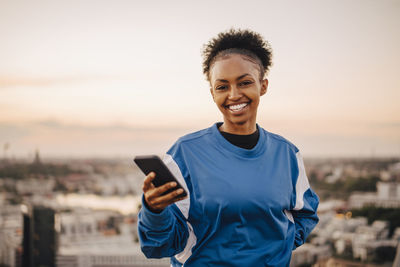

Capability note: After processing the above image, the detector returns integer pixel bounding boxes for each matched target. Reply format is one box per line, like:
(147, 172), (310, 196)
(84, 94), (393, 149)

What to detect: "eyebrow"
(215, 73), (251, 83)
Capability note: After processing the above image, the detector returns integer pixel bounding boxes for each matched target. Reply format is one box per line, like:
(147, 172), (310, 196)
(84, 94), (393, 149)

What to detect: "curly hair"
(202, 28), (273, 82)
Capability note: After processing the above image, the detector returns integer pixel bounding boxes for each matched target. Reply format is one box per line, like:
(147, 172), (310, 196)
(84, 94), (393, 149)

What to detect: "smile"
(226, 102), (249, 112)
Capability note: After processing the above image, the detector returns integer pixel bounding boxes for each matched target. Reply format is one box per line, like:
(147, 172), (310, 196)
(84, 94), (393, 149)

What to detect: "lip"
(224, 101), (250, 115)
(224, 101), (251, 108)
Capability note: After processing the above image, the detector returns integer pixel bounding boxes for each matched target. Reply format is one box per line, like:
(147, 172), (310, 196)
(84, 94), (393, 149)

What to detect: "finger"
(150, 188), (185, 206)
(144, 181), (176, 202)
(142, 172), (156, 192)
(165, 193), (188, 206)
(151, 193), (187, 211)
(149, 192), (188, 211)
(174, 195), (188, 202)
(153, 181), (177, 196)
(144, 182), (178, 206)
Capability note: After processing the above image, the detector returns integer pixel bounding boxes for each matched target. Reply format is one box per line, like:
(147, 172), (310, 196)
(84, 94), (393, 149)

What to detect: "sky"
(0, 0), (399, 158)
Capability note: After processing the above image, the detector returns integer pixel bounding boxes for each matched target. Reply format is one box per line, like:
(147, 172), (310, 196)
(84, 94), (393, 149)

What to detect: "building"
(349, 182), (400, 209)
(0, 205), (23, 267)
(290, 243), (331, 267)
(22, 205), (56, 267)
(56, 208), (169, 267)
(57, 244), (170, 267)
(16, 178), (55, 195)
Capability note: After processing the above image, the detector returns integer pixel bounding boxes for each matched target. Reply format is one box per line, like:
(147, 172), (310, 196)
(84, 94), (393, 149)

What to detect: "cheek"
(214, 99), (227, 111)
(215, 98), (225, 108)
(212, 93), (224, 104)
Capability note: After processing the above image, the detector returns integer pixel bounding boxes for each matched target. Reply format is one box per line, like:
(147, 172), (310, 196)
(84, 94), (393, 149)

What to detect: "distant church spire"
(33, 149), (41, 165)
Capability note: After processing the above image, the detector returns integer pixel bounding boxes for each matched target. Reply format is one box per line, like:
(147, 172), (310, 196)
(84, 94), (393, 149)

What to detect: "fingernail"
(171, 182), (177, 187)
(177, 189), (183, 194)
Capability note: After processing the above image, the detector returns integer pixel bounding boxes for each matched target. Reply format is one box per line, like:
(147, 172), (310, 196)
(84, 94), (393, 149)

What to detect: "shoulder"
(166, 126), (213, 156)
(260, 127), (299, 154)
(165, 126), (214, 177)
(177, 127), (212, 143)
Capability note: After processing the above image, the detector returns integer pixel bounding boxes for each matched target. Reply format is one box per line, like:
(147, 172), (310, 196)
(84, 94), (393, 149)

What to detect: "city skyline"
(1, 0), (399, 158)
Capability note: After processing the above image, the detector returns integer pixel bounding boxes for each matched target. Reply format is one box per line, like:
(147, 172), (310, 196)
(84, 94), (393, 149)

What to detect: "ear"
(260, 79), (268, 96)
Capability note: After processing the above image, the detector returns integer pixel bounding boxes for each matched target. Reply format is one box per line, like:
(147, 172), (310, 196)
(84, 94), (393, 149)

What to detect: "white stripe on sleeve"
(284, 209), (294, 223)
(293, 152), (310, 211)
(174, 222), (197, 264)
(163, 154), (197, 264)
(163, 154), (190, 218)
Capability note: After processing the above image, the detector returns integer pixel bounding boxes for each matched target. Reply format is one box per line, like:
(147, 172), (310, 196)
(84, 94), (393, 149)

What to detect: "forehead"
(210, 54), (260, 83)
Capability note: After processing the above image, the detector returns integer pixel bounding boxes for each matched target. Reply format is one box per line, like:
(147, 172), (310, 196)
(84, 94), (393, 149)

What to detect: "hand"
(142, 172), (187, 213)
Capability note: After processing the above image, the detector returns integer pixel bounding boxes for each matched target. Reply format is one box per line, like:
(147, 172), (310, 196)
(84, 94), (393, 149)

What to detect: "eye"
(215, 85), (228, 91)
(238, 80), (253, 87)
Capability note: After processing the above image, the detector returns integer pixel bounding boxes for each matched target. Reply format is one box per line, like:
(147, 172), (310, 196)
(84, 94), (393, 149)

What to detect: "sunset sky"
(0, 0), (399, 158)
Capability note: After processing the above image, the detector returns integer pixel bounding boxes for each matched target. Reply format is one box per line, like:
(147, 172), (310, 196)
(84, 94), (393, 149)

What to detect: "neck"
(219, 120), (257, 135)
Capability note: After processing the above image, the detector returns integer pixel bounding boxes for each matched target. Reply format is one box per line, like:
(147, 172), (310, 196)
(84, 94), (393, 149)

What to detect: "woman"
(138, 29), (319, 266)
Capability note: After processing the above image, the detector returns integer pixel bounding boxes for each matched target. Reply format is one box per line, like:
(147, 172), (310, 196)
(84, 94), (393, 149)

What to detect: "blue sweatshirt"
(138, 123), (319, 266)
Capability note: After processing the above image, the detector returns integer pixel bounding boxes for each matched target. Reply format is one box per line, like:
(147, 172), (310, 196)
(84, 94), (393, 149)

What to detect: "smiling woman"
(137, 28), (319, 267)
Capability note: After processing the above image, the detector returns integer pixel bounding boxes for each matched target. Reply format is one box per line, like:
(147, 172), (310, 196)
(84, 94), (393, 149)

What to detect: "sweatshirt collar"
(211, 122), (266, 158)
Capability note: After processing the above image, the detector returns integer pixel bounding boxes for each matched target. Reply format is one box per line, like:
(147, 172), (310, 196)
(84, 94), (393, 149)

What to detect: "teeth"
(228, 103), (248, 111)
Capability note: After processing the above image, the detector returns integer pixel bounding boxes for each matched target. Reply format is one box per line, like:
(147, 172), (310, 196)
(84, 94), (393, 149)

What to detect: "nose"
(228, 85), (242, 100)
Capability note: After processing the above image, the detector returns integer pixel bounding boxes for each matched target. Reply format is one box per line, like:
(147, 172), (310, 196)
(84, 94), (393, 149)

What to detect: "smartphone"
(133, 155), (187, 197)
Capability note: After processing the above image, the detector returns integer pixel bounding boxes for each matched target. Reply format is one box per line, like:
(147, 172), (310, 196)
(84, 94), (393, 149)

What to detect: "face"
(209, 54), (268, 134)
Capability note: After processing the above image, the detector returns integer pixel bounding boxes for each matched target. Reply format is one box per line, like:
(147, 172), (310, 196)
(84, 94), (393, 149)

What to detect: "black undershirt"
(217, 122), (259, 150)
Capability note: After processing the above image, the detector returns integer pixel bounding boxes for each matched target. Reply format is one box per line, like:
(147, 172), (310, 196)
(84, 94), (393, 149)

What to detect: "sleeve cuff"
(293, 232), (303, 250)
(140, 195), (173, 229)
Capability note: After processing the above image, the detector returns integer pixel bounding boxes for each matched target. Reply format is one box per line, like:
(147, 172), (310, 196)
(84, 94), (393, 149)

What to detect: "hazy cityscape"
(1, 1), (399, 266)
(1, 150), (400, 267)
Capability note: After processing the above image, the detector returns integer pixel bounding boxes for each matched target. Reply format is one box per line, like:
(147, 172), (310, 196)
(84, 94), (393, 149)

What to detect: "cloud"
(33, 119), (191, 133)
(370, 121), (400, 129)
(0, 119), (192, 157)
(0, 122), (32, 140)
(0, 74), (132, 89)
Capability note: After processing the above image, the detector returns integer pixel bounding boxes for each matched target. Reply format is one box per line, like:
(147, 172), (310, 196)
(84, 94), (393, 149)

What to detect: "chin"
(225, 117), (250, 126)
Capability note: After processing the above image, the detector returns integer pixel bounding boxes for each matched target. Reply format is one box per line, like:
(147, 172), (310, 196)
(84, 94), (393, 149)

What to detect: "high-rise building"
(22, 205), (56, 267)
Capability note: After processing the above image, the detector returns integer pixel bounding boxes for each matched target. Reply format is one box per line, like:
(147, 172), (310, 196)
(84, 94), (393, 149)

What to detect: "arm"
(138, 198), (189, 258)
(137, 153), (192, 259)
(291, 152), (319, 249)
